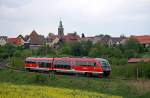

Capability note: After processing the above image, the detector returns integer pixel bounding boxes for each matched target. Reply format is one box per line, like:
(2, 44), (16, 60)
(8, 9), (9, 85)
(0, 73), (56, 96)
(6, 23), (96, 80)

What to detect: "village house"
(0, 36), (7, 46)
(64, 32), (80, 42)
(81, 35), (126, 46)
(24, 30), (45, 49)
(7, 38), (24, 46)
(46, 33), (59, 47)
(132, 35), (150, 47)
(109, 37), (127, 46)
(80, 37), (94, 42)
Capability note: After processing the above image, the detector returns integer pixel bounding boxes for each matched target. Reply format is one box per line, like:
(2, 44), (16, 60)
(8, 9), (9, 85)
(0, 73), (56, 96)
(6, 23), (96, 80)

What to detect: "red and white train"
(25, 57), (111, 77)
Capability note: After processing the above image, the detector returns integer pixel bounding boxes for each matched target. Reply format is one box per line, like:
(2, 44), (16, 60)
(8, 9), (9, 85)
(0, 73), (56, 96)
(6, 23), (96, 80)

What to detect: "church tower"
(58, 20), (64, 38)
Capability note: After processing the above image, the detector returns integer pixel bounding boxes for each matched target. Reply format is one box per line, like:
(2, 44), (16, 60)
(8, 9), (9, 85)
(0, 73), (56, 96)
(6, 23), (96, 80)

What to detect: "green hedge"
(111, 62), (150, 78)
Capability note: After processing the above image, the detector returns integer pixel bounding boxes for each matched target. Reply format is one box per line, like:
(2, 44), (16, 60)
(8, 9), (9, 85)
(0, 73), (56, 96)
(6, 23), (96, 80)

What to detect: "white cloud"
(0, 0), (150, 37)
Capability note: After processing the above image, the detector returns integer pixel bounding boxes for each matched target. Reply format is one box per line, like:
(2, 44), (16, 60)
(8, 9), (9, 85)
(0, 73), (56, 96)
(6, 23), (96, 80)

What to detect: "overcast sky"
(0, 0), (150, 37)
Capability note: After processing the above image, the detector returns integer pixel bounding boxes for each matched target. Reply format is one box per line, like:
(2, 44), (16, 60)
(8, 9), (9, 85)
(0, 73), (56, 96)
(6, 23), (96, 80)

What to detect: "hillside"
(0, 69), (150, 98)
(0, 83), (122, 98)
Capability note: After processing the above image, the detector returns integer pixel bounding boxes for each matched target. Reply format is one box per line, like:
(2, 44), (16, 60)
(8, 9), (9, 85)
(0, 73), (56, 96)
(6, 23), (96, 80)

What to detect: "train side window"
(54, 60), (71, 69)
(38, 62), (51, 68)
(76, 61), (96, 67)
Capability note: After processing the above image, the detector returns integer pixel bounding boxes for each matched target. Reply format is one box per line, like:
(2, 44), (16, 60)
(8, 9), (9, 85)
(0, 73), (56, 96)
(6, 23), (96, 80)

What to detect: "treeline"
(0, 38), (150, 65)
(0, 38), (150, 78)
(51, 38), (149, 65)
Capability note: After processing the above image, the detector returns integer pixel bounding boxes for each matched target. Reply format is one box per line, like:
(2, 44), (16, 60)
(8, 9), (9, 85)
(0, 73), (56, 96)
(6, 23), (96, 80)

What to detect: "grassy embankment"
(0, 83), (122, 98)
(0, 69), (150, 98)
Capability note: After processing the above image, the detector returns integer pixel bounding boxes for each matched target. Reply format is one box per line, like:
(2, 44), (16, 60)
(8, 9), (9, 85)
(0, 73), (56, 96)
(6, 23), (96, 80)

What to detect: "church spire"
(59, 20), (63, 28)
(58, 19), (64, 38)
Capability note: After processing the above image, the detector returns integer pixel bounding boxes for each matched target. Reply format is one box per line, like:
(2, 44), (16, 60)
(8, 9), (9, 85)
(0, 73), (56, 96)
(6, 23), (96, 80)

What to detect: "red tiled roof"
(128, 58), (150, 63)
(7, 38), (23, 45)
(132, 35), (150, 44)
(64, 33), (80, 41)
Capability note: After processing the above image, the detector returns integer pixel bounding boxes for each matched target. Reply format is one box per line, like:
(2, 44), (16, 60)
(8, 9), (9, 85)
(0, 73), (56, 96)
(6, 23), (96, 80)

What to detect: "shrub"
(21, 49), (32, 58)
(109, 58), (127, 65)
(34, 74), (49, 84)
(111, 63), (150, 79)
(137, 62), (150, 78)
(10, 57), (25, 69)
(13, 50), (22, 57)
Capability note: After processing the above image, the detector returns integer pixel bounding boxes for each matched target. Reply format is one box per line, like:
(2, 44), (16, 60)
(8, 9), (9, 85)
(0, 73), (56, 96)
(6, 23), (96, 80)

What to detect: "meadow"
(0, 69), (150, 98)
(0, 83), (122, 98)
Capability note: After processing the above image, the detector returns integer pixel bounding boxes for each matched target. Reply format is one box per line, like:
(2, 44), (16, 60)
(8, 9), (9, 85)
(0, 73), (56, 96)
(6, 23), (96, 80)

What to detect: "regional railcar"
(25, 57), (111, 77)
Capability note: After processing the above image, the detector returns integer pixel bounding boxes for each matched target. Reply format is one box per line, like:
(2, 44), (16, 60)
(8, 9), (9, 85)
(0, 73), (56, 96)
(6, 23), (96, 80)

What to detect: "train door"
(93, 61), (103, 73)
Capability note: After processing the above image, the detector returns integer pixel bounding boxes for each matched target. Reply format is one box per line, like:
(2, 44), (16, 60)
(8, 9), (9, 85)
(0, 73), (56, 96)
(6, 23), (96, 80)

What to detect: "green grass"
(0, 69), (150, 98)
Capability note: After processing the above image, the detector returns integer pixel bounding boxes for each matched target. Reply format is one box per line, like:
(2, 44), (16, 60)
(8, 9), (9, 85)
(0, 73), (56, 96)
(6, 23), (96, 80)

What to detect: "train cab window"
(54, 60), (71, 69)
(100, 60), (110, 69)
(75, 61), (96, 67)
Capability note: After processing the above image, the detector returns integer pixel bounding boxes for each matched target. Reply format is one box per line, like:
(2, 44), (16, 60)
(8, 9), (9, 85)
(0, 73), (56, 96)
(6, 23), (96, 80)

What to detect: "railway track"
(0, 63), (137, 80)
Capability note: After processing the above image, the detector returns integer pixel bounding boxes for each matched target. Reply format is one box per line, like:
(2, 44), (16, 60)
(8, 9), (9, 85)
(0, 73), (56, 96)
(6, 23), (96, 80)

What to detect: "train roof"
(26, 57), (108, 61)
(26, 57), (53, 61)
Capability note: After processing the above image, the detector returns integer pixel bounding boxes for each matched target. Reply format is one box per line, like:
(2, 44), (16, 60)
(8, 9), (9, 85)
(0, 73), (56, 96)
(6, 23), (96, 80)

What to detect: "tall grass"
(0, 83), (123, 98)
(0, 69), (150, 98)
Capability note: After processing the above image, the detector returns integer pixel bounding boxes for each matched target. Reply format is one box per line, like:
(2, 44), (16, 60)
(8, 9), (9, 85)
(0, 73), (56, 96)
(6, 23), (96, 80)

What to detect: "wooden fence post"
(136, 67), (139, 80)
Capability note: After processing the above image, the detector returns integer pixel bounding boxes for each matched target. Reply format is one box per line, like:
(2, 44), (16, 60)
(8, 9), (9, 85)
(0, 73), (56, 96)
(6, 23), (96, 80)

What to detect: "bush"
(111, 62), (150, 78)
(35, 45), (56, 56)
(10, 57), (25, 69)
(109, 58), (127, 65)
(13, 50), (22, 57)
(21, 49), (32, 58)
(137, 62), (150, 78)
(34, 74), (49, 84)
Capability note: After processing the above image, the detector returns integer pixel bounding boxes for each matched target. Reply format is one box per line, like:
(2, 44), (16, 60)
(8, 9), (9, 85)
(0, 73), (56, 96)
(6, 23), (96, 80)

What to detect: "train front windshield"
(99, 60), (111, 71)
(96, 59), (111, 77)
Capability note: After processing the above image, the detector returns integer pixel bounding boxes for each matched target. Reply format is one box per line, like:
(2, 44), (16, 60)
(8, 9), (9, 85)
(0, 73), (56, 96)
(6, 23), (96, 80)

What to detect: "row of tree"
(0, 38), (150, 78)
(35, 38), (149, 65)
(0, 38), (149, 65)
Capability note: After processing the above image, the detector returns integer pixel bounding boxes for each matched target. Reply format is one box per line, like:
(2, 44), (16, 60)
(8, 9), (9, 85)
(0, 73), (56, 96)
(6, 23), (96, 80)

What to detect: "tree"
(123, 38), (144, 58)
(59, 42), (72, 55)
(21, 49), (32, 58)
(71, 42), (82, 56)
(36, 45), (55, 56)
(13, 50), (21, 57)
(81, 33), (85, 38)
(1, 44), (16, 58)
(17, 34), (24, 39)
(88, 43), (109, 58)
(48, 32), (54, 37)
(10, 57), (24, 69)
